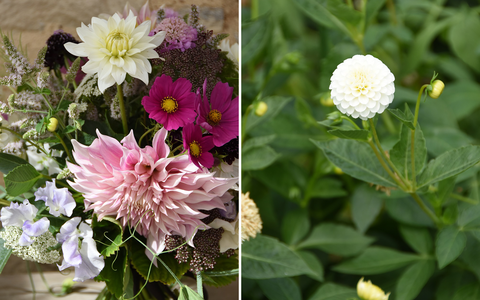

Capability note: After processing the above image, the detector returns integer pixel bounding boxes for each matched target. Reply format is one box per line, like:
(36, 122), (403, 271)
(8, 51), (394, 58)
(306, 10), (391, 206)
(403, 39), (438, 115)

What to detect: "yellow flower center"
(207, 109), (222, 126)
(105, 31), (129, 57)
(161, 97), (178, 113)
(189, 141), (202, 157)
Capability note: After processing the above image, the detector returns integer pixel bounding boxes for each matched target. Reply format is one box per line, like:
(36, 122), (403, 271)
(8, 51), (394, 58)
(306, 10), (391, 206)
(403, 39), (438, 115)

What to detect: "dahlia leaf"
(417, 145), (480, 189)
(92, 216), (123, 258)
(242, 14), (270, 64)
(327, 129), (370, 141)
(395, 260), (435, 300)
(307, 282), (357, 300)
(4, 164), (42, 197)
(281, 209), (310, 246)
(296, 250), (324, 282)
(387, 106), (415, 130)
(244, 96), (292, 134)
(258, 278), (302, 300)
(129, 237), (189, 285)
(297, 223), (374, 256)
(436, 225), (466, 269)
(332, 247), (421, 275)
(399, 225), (433, 255)
(312, 138), (397, 187)
(0, 152), (29, 174)
(351, 185), (384, 234)
(242, 145), (280, 171)
(242, 135), (276, 153)
(0, 238), (12, 274)
(452, 283), (480, 300)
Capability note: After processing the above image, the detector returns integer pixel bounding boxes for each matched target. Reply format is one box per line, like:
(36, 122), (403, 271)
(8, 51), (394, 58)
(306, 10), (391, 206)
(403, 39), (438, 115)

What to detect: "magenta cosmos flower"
(182, 123), (214, 169)
(67, 129), (236, 261)
(197, 81), (239, 147)
(142, 75), (197, 131)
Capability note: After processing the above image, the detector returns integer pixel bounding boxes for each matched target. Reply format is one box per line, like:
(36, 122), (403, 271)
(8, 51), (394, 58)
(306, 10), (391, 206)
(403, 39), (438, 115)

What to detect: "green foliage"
(0, 237), (12, 274)
(395, 260), (435, 300)
(96, 247), (127, 298)
(307, 283), (357, 300)
(0, 153), (30, 174)
(351, 185), (384, 233)
(258, 278), (302, 300)
(4, 164), (42, 196)
(92, 216), (123, 258)
(436, 225), (466, 269)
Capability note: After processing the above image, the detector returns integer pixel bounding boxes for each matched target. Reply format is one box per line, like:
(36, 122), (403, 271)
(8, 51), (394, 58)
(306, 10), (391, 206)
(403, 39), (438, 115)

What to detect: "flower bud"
(333, 166), (343, 175)
(357, 277), (390, 300)
(47, 117), (58, 132)
(320, 93), (334, 107)
(255, 101), (268, 116)
(428, 80), (444, 99)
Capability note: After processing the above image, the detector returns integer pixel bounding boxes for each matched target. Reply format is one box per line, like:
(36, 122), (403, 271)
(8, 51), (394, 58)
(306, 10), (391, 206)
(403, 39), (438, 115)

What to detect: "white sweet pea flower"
(34, 179), (76, 217)
(26, 144), (62, 175)
(330, 55), (395, 120)
(208, 217), (239, 252)
(212, 159), (239, 191)
(56, 217), (104, 282)
(64, 11), (166, 92)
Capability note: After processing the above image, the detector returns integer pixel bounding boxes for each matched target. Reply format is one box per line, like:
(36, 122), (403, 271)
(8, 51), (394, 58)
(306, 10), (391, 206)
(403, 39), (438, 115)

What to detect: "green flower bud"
(255, 101), (268, 116)
(333, 166), (343, 175)
(47, 117), (58, 132)
(428, 80), (444, 99)
(320, 93), (334, 107)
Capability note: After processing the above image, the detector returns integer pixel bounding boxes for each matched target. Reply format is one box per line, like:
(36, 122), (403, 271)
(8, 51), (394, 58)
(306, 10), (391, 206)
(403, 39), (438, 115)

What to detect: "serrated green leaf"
(297, 223), (374, 256)
(92, 216), (123, 257)
(258, 278), (302, 300)
(96, 247), (126, 298)
(312, 139), (397, 187)
(296, 250), (324, 282)
(308, 283), (357, 300)
(458, 205), (480, 229)
(0, 237), (12, 274)
(399, 225), (433, 255)
(417, 145), (480, 189)
(242, 145), (280, 171)
(387, 105), (415, 130)
(0, 153), (29, 175)
(436, 225), (466, 269)
(4, 164), (42, 196)
(281, 209), (310, 245)
(351, 185), (383, 233)
(327, 129), (370, 141)
(395, 260), (435, 300)
(242, 234), (315, 279)
(333, 247), (421, 275)
(385, 196), (435, 228)
(129, 237), (189, 285)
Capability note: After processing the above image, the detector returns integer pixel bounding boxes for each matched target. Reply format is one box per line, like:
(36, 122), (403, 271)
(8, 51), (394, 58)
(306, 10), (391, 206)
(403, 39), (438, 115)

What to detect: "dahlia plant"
(0, 2), (238, 300)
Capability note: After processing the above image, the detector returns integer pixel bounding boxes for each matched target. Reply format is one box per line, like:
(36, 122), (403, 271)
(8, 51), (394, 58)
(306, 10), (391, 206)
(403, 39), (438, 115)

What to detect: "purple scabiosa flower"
(56, 217), (104, 282)
(44, 30), (79, 70)
(182, 123), (214, 169)
(0, 200), (50, 246)
(141, 74), (197, 130)
(34, 180), (76, 217)
(151, 17), (197, 52)
(197, 80), (239, 147)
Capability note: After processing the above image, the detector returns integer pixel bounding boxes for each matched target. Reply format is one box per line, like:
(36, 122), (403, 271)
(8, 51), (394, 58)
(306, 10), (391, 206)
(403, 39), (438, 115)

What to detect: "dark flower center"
(161, 96), (178, 113)
(189, 141), (202, 157)
(207, 109), (222, 126)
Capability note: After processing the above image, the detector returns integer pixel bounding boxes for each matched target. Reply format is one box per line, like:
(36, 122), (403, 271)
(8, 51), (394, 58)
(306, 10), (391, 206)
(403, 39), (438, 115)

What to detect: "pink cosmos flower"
(142, 75), (197, 131)
(67, 128), (236, 262)
(197, 80), (239, 147)
(182, 123), (214, 169)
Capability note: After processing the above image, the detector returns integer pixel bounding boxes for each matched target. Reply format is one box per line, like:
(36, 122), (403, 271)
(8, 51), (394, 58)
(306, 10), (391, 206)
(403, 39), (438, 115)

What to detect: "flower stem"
(410, 192), (441, 226)
(367, 139), (406, 190)
(197, 272), (204, 298)
(341, 116), (361, 129)
(117, 84), (128, 135)
(410, 84), (429, 190)
(450, 193), (479, 205)
(53, 131), (74, 163)
(368, 118), (408, 188)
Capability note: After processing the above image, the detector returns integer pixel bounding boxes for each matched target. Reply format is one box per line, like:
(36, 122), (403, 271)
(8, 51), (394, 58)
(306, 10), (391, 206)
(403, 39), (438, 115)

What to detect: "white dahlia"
(329, 55), (395, 120)
(64, 11), (166, 93)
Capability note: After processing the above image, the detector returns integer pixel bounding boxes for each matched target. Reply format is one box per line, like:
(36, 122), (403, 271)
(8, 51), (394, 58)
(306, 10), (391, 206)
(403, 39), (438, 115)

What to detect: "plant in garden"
(241, 0), (480, 300)
(0, 2), (239, 299)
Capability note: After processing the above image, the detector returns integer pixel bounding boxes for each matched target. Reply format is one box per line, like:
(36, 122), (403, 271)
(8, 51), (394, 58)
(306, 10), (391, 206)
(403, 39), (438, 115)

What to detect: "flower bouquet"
(0, 2), (239, 299)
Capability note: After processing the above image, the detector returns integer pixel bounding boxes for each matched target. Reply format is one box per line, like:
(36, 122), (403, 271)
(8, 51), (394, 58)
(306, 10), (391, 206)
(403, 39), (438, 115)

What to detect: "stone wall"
(0, 0), (238, 66)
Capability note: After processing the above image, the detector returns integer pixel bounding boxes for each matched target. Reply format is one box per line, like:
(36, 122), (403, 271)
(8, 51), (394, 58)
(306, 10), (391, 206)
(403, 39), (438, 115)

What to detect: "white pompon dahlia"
(329, 55), (395, 120)
(64, 11), (166, 93)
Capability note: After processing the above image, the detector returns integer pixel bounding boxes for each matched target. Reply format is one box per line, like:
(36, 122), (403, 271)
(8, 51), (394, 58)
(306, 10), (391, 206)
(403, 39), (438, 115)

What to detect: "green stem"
(117, 84), (128, 135)
(386, 0), (398, 25)
(367, 139), (406, 190)
(53, 132), (74, 163)
(138, 126), (156, 146)
(241, 105), (253, 144)
(26, 262), (36, 300)
(410, 84), (429, 190)
(450, 193), (479, 205)
(368, 118), (409, 188)
(381, 113), (396, 135)
(197, 271), (204, 298)
(12, 109), (48, 114)
(341, 116), (360, 129)
(0, 126), (48, 155)
(410, 192), (441, 226)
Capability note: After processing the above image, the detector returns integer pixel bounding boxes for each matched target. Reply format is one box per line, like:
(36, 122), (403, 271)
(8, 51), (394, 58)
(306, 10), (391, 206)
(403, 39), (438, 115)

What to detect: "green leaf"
(297, 223), (374, 256)
(308, 283), (357, 300)
(399, 225), (433, 255)
(242, 14), (271, 64)
(436, 225), (466, 269)
(245, 96), (292, 133)
(436, 176), (457, 207)
(281, 209), (310, 245)
(296, 250), (324, 282)
(387, 105), (415, 130)
(242, 145), (280, 171)
(57, 100), (72, 111)
(452, 283), (480, 300)
(448, 11), (480, 72)
(439, 81), (480, 120)
(424, 127), (474, 157)
(4, 164), (42, 196)
(327, 129), (370, 141)
(178, 286), (203, 300)
(243, 135), (276, 153)
(258, 278), (302, 300)
(242, 234), (315, 279)
(129, 237), (189, 284)
(458, 205), (480, 229)
(417, 145), (480, 189)
(351, 185), (384, 233)
(202, 254), (238, 287)
(96, 247), (126, 298)
(385, 197), (435, 228)
(333, 247), (421, 275)
(365, 0), (387, 23)
(390, 122), (426, 181)
(395, 260), (435, 300)
(0, 153), (29, 175)
(312, 139), (397, 187)
(0, 237), (12, 274)
(92, 216), (123, 257)
(309, 177), (347, 199)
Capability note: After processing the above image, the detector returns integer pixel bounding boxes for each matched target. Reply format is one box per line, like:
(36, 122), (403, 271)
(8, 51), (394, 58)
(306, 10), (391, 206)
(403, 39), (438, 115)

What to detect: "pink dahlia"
(197, 80), (239, 147)
(67, 128), (236, 261)
(142, 75), (197, 131)
(182, 123), (214, 169)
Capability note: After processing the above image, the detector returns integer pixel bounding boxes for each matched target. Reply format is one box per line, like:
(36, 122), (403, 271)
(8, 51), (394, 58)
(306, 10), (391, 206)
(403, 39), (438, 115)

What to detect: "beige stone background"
(0, 0), (239, 299)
